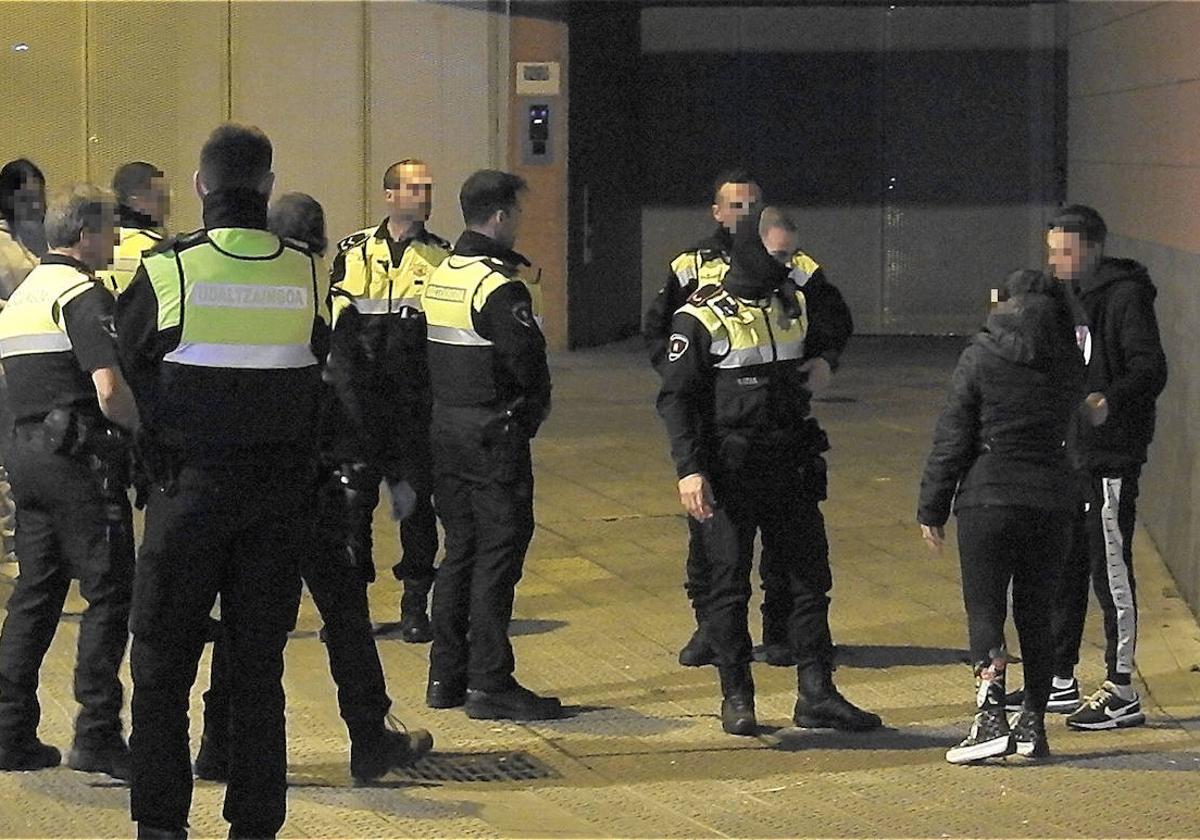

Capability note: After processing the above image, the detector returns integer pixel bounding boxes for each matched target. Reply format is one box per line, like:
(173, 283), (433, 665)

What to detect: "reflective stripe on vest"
(351, 296), (422, 315)
(144, 229), (319, 370)
(422, 255), (516, 345)
(671, 249), (728, 290)
(680, 289), (808, 370)
(0, 263), (97, 359)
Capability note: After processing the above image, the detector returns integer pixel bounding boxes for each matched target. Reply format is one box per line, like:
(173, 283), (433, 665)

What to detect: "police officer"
(754, 206), (854, 666)
(117, 124), (329, 840)
(421, 169), (560, 721)
(657, 203), (879, 736)
(329, 159), (449, 641)
(98, 161), (170, 296)
(644, 170), (848, 668)
(194, 192), (433, 786)
(0, 185), (139, 777)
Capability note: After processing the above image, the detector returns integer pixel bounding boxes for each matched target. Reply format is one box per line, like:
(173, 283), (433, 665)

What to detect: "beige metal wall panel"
(366, 0), (498, 245)
(1070, 160), (1200, 254)
(1068, 3), (1200, 97)
(1070, 82), (1200, 169)
(0, 2), (87, 188)
(85, 0), (228, 234)
(230, 0), (364, 249)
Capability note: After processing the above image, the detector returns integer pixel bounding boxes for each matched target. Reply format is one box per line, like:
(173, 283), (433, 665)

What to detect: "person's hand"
(678, 473), (714, 522)
(920, 523), (945, 555)
(1085, 392), (1108, 427)
(800, 357), (833, 397)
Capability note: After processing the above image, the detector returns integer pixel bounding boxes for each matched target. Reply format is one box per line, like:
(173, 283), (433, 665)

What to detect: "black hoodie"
(1072, 257), (1168, 472)
(918, 282), (1087, 526)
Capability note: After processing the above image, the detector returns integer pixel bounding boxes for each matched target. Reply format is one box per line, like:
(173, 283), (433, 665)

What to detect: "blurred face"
(761, 225), (798, 265)
(14, 176), (45, 223)
(1047, 228), (1102, 282)
(79, 208), (118, 270)
(711, 181), (761, 233)
(132, 175), (171, 227)
(385, 162), (433, 223)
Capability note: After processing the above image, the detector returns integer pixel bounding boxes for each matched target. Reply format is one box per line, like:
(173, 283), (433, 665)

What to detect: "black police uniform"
(196, 392), (430, 784)
(327, 221), (449, 637)
(656, 211), (879, 735)
(421, 230), (558, 718)
(0, 254), (134, 770)
(116, 189), (329, 839)
(645, 226), (855, 665)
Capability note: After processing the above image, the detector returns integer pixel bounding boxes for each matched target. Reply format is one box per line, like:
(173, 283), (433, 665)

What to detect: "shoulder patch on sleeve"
(337, 231), (369, 253)
(789, 250), (820, 285)
(667, 333), (690, 363)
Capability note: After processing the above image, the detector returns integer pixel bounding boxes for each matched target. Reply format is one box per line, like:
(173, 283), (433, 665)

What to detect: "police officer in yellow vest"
(657, 203), (879, 738)
(421, 169), (560, 721)
(327, 159), (449, 641)
(116, 125), (330, 840)
(0, 185), (140, 777)
(645, 170), (845, 670)
(97, 162), (170, 297)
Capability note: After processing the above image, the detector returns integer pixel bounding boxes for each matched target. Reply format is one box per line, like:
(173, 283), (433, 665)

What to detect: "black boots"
(718, 665), (757, 736)
(349, 717), (434, 785)
(399, 582), (433, 644)
(679, 627), (716, 667)
(793, 661), (881, 731)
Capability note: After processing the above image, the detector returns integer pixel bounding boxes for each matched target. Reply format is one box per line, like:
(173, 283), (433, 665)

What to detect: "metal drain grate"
(393, 751), (558, 783)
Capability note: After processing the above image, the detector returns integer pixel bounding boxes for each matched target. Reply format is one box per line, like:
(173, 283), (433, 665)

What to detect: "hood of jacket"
(976, 287), (1077, 369)
(1077, 256), (1155, 301)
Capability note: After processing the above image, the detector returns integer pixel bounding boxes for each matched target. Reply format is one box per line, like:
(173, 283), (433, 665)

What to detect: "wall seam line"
(1067, 1), (1165, 38)
(1070, 76), (1200, 100)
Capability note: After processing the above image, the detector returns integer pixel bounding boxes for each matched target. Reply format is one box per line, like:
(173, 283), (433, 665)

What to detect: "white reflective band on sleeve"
(0, 332), (73, 357)
(111, 254), (139, 273)
(190, 283), (310, 310)
(163, 342), (316, 369)
(789, 265), (813, 286)
(710, 337), (731, 355)
(351, 297), (422, 315)
(426, 325), (492, 347)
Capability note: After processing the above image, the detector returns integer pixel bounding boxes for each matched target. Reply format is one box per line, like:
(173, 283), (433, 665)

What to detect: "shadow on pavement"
(762, 724), (953, 752)
(837, 644), (970, 669)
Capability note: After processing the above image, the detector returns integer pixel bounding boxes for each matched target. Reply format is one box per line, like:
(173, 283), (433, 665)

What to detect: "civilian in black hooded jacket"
(1003, 205), (1167, 733)
(919, 269), (1086, 764)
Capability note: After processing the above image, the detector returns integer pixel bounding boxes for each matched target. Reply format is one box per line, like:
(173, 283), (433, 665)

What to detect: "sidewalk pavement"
(0, 336), (1197, 839)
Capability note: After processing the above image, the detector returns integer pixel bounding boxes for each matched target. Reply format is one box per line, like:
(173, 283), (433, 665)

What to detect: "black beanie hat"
(722, 204), (789, 299)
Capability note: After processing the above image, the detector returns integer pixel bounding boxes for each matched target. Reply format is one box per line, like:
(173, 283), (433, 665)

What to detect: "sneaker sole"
(1005, 697), (1080, 714)
(946, 735), (1016, 764)
(1066, 711), (1146, 731)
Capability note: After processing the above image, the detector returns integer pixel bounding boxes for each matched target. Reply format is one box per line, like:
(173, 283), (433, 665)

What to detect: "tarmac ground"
(0, 336), (1197, 839)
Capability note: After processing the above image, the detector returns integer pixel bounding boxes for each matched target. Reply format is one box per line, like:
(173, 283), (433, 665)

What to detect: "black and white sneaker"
(946, 708), (1016, 764)
(1008, 710), (1050, 758)
(1004, 679), (1080, 714)
(1066, 681), (1146, 731)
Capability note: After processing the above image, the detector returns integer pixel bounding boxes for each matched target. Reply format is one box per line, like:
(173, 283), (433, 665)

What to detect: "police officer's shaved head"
(711, 167), (761, 235)
(759, 206), (799, 265)
(198, 123), (273, 193)
(383, 159), (429, 189)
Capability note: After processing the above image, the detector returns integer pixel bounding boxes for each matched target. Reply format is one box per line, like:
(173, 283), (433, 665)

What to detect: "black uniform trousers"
(686, 497), (819, 645)
(203, 469), (391, 746)
(1051, 470), (1141, 684)
(428, 405), (535, 693)
(701, 458), (835, 669)
(129, 455), (310, 837)
(345, 445), (438, 591)
(0, 429), (133, 748)
(956, 505), (1072, 713)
